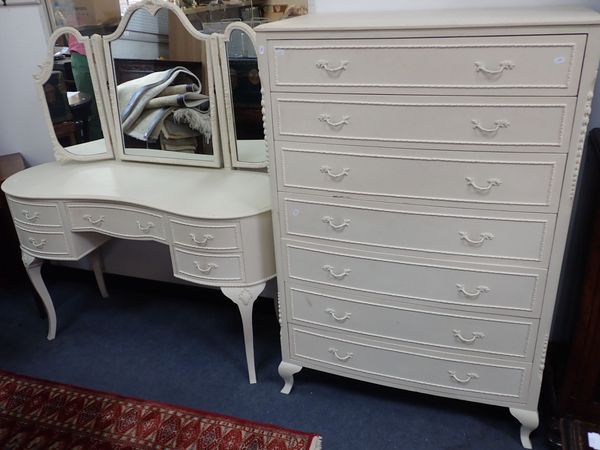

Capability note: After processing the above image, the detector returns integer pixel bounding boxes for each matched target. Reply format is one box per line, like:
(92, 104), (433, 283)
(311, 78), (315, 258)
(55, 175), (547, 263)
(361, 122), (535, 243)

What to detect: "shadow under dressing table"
(2, 1), (274, 384)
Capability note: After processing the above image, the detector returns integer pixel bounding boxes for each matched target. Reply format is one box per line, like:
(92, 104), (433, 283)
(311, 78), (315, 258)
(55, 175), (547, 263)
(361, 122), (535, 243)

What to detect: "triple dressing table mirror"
(2, 0), (275, 385)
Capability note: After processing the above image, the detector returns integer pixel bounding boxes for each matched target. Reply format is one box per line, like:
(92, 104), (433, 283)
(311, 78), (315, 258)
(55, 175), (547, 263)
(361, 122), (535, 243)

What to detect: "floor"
(0, 266), (554, 450)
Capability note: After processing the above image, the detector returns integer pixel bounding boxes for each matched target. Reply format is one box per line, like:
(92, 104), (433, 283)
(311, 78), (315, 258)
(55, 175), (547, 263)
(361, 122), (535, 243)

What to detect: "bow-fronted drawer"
(15, 224), (70, 257)
(169, 218), (240, 251)
(7, 198), (62, 227)
(172, 247), (244, 284)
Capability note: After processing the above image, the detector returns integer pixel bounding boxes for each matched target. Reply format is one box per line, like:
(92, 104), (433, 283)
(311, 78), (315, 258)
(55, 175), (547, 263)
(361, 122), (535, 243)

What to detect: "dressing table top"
(2, 160), (271, 220)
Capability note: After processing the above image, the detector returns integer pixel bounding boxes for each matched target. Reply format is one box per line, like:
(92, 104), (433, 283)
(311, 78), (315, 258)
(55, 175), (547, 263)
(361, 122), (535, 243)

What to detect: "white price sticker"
(292, 208), (300, 217)
(259, 46), (265, 55)
(554, 56), (566, 64)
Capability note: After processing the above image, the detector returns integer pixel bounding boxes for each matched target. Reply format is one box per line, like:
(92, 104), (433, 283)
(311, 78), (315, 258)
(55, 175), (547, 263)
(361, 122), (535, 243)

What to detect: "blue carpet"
(0, 267), (552, 450)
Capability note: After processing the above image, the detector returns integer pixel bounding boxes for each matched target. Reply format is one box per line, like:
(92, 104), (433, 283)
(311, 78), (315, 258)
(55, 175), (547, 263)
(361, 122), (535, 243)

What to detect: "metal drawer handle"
(21, 210), (40, 222)
(465, 177), (502, 193)
(28, 237), (47, 249)
(472, 119), (510, 134)
(459, 231), (494, 246)
(321, 216), (351, 231)
(318, 114), (350, 128)
(320, 166), (350, 180)
(456, 284), (490, 299)
(329, 347), (353, 362)
(83, 214), (105, 226)
(137, 221), (155, 233)
(190, 233), (214, 246)
(193, 262), (218, 273)
(316, 59), (349, 73)
(453, 330), (485, 344)
(474, 60), (515, 75)
(448, 370), (479, 384)
(325, 308), (352, 323)
(322, 265), (351, 280)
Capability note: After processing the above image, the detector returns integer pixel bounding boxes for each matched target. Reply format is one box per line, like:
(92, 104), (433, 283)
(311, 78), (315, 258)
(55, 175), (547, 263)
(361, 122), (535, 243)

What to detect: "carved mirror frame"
(102, 0), (223, 168)
(217, 22), (267, 170)
(35, 27), (115, 162)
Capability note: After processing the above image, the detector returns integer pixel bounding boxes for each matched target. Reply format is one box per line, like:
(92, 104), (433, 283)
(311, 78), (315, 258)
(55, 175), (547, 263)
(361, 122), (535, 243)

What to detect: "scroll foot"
(509, 407), (539, 449)
(278, 361), (302, 394)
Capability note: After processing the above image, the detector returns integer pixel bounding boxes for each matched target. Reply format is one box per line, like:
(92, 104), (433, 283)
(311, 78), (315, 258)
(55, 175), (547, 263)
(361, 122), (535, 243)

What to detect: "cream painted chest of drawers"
(256, 7), (600, 448)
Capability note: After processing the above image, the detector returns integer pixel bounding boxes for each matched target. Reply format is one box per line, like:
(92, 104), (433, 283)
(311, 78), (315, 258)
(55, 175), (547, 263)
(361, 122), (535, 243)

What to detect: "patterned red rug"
(0, 370), (321, 450)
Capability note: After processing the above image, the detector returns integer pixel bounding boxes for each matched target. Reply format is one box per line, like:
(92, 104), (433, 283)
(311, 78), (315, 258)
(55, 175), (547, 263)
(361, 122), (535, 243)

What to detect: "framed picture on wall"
(2, 0), (41, 5)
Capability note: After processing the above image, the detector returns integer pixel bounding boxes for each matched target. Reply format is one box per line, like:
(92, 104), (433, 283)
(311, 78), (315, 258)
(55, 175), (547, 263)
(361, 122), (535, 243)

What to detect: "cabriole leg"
(22, 252), (56, 340)
(221, 282), (266, 384)
(90, 250), (108, 298)
(278, 361), (302, 394)
(509, 407), (539, 449)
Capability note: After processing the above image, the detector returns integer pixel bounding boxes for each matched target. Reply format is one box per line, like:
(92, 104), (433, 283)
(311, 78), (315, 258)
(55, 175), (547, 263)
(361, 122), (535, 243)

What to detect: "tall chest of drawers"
(256, 8), (600, 448)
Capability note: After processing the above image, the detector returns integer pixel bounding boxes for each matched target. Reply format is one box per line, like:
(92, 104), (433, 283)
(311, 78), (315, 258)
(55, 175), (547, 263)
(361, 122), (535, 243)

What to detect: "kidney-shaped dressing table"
(1, 1), (274, 384)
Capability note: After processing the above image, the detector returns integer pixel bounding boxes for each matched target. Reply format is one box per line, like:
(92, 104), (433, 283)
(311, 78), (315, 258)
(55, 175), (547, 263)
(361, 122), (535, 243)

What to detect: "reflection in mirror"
(43, 31), (106, 157)
(110, 8), (217, 164)
(224, 26), (266, 167)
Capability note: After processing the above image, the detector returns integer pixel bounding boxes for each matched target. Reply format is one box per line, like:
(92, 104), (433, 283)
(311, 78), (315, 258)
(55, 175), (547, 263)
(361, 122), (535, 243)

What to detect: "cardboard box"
(71, 0), (121, 27)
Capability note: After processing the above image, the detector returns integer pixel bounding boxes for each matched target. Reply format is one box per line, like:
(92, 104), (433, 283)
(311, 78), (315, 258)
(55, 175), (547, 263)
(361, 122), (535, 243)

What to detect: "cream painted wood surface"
(258, 6), (600, 448)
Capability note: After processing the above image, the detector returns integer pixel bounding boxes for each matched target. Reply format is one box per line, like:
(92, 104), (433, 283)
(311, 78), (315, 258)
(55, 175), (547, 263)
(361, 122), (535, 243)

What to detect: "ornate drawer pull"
(322, 265), (351, 280)
(459, 231), (494, 246)
(474, 60), (515, 75)
(316, 59), (349, 73)
(465, 177), (502, 193)
(452, 330), (485, 344)
(193, 262), (218, 273)
(448, 370), (479, 384)
(472, 119), (510, 134)
(325, 308), (352, 322)
(137, 221), (155, 233)
(21, 210), (40, 222)
(28, 237), (47, 249)
(320, 166), (350, 180)
(318, 114), (350, 128)
(329, 347), (353, 362)
(321, 216), (351, 231)
(190, 233), (213, 246)
(83, 214), (105, 226)
(456, 284), (490, 299)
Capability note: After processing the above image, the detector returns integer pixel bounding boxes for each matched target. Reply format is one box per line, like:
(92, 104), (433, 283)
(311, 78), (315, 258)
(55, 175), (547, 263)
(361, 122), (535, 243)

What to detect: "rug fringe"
(309, 435), (323, 450)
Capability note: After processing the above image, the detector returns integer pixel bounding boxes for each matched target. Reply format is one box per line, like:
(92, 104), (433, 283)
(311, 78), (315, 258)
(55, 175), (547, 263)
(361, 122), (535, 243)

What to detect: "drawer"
(7, 198), (62, 227)
(277, 143), (565, 212)
(284, 242), (546, 316)
(282, 196), (555, 265)
(289, 286), (538, 359)
(290, 326), (530, 402)
(170, 218), (240, 251)
(269, 35), (586, 96)
(15, 224), (70, 256)
(68, 204), (165, 241)
(172, 247), (244, 283)
(273, 93), (576, 152)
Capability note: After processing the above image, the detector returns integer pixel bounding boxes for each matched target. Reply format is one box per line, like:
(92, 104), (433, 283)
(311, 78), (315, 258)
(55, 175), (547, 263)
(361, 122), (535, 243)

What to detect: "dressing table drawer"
(273, 93), (575, 152)
(170, 218), (240, 251)
(15, 224), (70, 256)
(173, 247), (244, 283)
(68, 204), (166, 241)
(269, 35), (585, 96)
(7, 198), (62, 227)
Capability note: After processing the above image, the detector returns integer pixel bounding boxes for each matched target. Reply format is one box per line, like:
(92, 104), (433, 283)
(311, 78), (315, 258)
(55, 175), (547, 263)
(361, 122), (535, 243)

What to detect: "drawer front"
(284, 242), (545, 315)
(15, 224), (69, 256)
(289, 287), (538, 359)
(290, 326), (530, 401)
(274, 93), (575, 152)
(170, 218), (240, 251)
(278, 143), (565, 212)
(282, 196), (555, 265)
(173, 247), (244, 282)
(7, 198), (62, 227)
(68, 204), (165, 241)
(269, 35), (585, 96)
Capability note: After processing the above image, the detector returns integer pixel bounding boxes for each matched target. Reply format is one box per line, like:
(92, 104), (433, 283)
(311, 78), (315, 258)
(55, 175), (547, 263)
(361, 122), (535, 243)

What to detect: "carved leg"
(90, 250), (108, 298)
(22, 253), (56, 340)
(278, 361), (302, 394)
(221, 283), (266, 384)
(509, 408), (539, 449)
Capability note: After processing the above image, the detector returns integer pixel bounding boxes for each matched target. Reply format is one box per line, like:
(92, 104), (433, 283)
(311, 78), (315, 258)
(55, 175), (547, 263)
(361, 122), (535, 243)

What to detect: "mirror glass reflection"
(111, 9), (215, 163)
(225, 28), (266, 164)
(46, 32), (104, 155)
